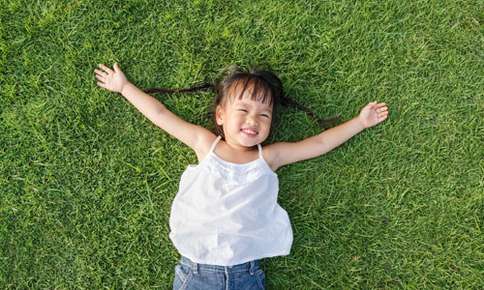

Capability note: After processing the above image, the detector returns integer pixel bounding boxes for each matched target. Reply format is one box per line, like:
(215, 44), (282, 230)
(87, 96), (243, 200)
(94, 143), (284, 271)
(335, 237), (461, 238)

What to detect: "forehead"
(226, 78), (273, 109)
(230, 96), (272, 110)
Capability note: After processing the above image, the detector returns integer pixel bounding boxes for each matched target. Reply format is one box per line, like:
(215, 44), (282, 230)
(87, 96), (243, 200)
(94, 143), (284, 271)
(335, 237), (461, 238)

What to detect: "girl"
(94, 63), (389, 290)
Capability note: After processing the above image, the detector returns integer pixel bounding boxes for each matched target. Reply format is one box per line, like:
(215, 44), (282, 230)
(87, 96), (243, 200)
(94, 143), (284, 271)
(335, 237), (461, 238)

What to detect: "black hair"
(144, 64), (340, 140)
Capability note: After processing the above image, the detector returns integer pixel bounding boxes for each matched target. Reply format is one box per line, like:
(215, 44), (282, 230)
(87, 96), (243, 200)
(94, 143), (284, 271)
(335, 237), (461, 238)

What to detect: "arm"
(268, 102), (389, 170)
(94, 63), (214, 153)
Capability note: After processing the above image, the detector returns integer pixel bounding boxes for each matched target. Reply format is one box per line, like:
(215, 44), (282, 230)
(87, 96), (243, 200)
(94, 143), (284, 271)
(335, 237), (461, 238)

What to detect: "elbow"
(314, 136), (332, 156)
(157, 103), (168, 115)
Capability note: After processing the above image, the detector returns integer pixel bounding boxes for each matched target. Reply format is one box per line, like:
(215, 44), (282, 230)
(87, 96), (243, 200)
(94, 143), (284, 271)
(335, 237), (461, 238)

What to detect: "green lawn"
(1, 0), (482, 289)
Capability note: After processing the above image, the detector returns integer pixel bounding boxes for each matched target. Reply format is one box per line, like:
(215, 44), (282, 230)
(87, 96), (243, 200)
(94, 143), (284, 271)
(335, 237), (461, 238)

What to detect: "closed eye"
(237, 109), (248, 112)
(260, 114), (270, 118)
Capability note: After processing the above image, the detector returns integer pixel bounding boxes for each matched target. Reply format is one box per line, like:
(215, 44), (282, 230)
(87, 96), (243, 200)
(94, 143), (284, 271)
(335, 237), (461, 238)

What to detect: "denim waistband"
(180, 256), (261, 275)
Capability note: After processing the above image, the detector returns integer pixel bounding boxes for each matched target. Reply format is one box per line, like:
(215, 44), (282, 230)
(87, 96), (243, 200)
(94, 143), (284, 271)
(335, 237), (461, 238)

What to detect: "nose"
(245, 115), (258, 126)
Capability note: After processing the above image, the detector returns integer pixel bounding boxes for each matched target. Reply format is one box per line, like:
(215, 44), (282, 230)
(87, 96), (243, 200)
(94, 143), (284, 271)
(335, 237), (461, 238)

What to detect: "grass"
(1, 0), (482, 289)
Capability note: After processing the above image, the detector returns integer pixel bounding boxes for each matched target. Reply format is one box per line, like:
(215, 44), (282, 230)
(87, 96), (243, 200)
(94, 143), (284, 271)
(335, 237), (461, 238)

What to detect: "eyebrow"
(236, 103), (272, 113)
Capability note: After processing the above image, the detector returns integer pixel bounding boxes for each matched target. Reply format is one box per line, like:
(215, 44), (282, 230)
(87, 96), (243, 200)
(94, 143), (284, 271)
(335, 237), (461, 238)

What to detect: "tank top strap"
(257, 143), (263, 159)
(209, 135), (222, 154)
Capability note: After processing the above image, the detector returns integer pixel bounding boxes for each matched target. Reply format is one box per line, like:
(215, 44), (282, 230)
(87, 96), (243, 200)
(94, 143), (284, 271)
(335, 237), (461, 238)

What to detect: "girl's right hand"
(95, 63), (129, 94)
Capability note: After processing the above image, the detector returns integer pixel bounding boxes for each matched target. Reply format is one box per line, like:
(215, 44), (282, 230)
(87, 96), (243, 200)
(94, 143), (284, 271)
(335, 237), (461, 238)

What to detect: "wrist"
(355, 116), (367, 131)
(120, 81), (132, 96)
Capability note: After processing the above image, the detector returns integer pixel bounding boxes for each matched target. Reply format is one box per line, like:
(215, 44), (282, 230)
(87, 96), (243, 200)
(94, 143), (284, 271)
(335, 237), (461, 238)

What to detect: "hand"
(358, 101), (389, 128)
(94, 63), (129, 93)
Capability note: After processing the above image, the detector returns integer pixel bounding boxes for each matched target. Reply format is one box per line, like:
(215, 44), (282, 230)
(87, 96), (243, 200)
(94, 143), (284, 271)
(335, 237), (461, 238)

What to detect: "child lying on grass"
(95, 62), (389, 289)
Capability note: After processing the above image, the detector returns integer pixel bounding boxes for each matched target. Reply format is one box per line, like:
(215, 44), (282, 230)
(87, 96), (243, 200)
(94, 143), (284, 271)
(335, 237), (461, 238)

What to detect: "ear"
(215, 105), (224, 126)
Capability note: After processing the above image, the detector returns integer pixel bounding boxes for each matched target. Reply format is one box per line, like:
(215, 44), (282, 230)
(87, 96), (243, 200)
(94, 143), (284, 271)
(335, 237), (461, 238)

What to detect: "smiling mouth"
(240, 128), (258, 136)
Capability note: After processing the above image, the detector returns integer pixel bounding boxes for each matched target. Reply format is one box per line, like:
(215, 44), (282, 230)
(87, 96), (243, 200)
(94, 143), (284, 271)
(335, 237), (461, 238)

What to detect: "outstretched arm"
(268, 102), (389, 170)
(94, 63), (214, 155)
(95, 63), (166, 124)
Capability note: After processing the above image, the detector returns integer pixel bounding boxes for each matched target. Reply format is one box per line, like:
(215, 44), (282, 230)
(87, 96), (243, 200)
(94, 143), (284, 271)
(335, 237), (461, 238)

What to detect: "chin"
(239, 133), (266, 147)
(239, 140), (258, 147)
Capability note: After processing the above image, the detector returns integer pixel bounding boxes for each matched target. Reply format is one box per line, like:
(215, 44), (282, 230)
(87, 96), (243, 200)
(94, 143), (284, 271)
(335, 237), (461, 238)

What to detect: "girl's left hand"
(358, 101), (389, 128)
(94, 63), (129, 94)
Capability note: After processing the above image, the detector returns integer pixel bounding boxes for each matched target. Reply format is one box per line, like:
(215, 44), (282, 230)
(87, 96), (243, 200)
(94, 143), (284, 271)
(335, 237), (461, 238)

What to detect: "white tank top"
(169, 135), (293, 266)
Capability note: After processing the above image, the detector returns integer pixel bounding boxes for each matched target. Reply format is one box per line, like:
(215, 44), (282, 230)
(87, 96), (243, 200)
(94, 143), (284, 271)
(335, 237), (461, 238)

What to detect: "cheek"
(261, 118), (272, 127)
(228, 116), (243, 129)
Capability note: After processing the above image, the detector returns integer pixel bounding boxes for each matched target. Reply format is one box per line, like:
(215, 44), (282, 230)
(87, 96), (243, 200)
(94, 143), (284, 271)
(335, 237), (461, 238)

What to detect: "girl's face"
(216, 92), (273, 148)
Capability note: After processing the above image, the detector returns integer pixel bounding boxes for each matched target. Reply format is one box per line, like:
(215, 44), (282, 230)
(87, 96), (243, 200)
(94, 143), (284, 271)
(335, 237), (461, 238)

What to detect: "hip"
(173, 255), (266, 290)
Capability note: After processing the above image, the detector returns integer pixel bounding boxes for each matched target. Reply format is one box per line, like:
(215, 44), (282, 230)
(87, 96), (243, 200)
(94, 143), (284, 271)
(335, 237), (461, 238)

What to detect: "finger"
(94, 68), (107, 76)
(97, 81), (107, 89)
(366, 102), (377, 110)
(113, 63), (120, 72)
(98, 63), (113, 74)
(95, 73), (106, 80)
(378, 111), (389, 119)
(95, 73), (105, 81)
(95, 74), (105, 82)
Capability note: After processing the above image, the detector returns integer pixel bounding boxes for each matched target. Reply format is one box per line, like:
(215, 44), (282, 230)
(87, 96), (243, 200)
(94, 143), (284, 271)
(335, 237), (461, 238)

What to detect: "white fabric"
(169, 135), (293, 266)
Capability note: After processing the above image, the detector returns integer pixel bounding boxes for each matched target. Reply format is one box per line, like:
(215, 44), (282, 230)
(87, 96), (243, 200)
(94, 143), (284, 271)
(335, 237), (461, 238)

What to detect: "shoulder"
(261, 142), (284, 172)
(193, 131), (218, 162)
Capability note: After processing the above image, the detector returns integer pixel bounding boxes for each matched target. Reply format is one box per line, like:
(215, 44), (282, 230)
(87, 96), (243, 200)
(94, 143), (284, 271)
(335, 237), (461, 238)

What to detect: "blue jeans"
(173, 256), (266, 290)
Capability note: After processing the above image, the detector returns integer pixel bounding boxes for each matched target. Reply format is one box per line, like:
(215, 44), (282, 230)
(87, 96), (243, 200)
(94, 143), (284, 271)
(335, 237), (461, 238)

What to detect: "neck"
(223, 138), (257, 152)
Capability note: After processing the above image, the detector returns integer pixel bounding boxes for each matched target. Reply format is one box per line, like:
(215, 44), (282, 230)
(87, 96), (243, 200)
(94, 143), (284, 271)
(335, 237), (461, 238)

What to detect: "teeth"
(241, 129), (257, 135)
